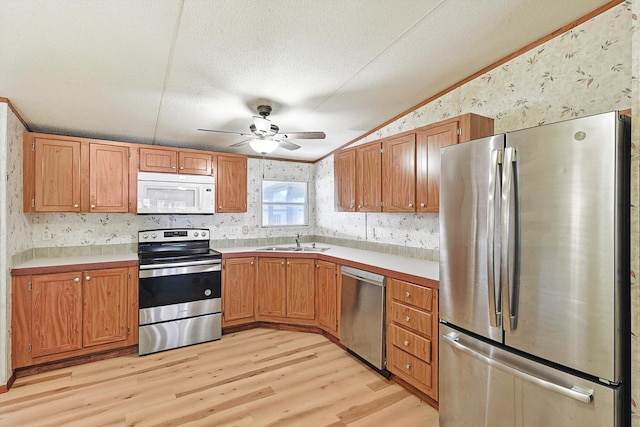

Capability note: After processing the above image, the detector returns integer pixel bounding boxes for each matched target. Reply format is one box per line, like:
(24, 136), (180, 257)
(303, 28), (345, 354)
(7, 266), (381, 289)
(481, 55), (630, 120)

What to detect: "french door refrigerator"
(438, 111), (630, 427)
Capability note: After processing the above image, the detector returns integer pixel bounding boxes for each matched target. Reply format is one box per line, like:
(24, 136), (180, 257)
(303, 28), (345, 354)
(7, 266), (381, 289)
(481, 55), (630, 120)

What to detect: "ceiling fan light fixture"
(252, 116), (271, 135)
(249, 138), (279, 154)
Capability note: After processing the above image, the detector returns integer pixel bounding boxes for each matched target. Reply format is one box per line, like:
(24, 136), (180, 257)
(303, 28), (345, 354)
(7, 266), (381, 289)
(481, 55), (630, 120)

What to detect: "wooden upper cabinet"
(31, 271), (83, 358)
(356, 142), (382, 212)
(217, 154), (247, 213)
(178, 151), (213, 175)
(33, 137), (82, 212)
(334, 149), (356, 212)
(88, 143), (129, 213)
(82, 267), (129, 347)
(286, 258), (315, 320)
(222, 257), (256, 326)
(383, 133), (416, 212)
(139, 147), (177, 173)
(416, 122), (458, 213)
(416, 113), (494, 212)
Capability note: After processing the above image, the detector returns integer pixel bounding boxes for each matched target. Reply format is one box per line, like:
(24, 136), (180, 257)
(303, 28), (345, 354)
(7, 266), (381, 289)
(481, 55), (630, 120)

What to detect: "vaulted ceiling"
(0, 0), (612, 161)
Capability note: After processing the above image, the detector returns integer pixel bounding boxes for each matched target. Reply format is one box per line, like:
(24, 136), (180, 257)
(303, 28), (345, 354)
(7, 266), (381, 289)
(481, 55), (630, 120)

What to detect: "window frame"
(260, 179), (309, 228)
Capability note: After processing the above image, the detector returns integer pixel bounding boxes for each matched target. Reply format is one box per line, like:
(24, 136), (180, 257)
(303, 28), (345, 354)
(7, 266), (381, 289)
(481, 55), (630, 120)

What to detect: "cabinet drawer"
(389, 302), (432, 336)
(390, 279), (432, 311)
(388, 345), (432, 388)
(388, 324), (431, 363)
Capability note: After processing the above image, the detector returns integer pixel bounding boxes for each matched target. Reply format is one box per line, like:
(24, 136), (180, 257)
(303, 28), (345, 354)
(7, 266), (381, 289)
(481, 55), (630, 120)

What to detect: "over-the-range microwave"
(137, 172), (215, 214)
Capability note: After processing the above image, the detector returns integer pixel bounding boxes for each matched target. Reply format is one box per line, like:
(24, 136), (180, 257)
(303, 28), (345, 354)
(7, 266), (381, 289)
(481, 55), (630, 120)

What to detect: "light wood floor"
(0, 328), (439, 426)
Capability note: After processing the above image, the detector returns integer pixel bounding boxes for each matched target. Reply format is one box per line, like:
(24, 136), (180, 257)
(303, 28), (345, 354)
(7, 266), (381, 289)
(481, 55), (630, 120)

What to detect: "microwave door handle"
(500, 146), (518, 331)
(487, 149), (502, 327)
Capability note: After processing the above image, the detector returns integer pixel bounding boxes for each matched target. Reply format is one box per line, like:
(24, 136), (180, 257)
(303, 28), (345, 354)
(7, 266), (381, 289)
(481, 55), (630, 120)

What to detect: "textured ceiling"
(0, 0), (611, 161)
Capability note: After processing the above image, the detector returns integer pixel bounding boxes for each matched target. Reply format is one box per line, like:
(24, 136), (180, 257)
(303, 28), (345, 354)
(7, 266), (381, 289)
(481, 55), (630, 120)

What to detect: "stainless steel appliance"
(439, 111), (630, 426)
(340, 266), (387, 372)
(137, 172), (215, 214)
(138, 228), (222, 355)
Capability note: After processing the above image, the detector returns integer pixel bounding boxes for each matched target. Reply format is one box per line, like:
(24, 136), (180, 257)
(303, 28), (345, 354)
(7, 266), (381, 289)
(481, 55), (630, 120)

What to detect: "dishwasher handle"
(341, 266), (385, 287)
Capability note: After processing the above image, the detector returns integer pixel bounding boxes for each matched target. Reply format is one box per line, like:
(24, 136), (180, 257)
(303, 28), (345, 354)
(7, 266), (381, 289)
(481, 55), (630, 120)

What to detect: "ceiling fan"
(198, 105), (326, 154)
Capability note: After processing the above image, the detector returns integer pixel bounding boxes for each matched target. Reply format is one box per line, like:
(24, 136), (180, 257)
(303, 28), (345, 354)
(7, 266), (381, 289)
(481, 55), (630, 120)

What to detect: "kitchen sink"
(256, 245), (330, 252)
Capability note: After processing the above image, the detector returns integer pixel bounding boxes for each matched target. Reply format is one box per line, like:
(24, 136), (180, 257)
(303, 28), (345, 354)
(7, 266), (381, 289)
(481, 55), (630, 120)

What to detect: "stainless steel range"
(137, 228), (222, 355)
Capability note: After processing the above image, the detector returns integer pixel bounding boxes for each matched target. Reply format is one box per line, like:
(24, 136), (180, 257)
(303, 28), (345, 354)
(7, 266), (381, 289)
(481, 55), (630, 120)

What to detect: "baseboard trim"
(0, 370), (16, 394)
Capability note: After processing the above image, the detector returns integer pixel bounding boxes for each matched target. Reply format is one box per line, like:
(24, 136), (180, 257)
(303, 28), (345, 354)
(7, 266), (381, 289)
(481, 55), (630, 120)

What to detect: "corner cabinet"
(216, 154), (247, 213)
(23, 133), (134, 213)
(222, 257), (256, 327)
(12, 266), (138, 369)
(256, 257), (315, 323)
(386, 278), (439, 401)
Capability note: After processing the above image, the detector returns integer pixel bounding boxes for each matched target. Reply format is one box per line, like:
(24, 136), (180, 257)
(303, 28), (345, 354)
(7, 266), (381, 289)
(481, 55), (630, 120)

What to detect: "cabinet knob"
(172, 166), (176, 169)
(218, 206), (222, 209)
(85, 275), (91, 281)
(404, 340), (410, 347)
(90, 204), (95, 209)
(281, 261), (285, 265)
(420, 202), (425, 208)
(73, 204), (79, 208)
(179, 166), (184, 170)
(405, 291), (411, 298)
(405, 316), (411, 322)
(408, 202), (413, 208)
(250, 261), (254, 265)
(358, 204), (362, 209)
(74, 277), (80, 282)
(405, 364), (412, 370)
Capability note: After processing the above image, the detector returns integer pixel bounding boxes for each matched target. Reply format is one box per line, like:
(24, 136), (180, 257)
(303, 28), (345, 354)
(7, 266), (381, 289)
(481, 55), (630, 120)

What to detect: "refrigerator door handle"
(487, 149), (502, 327)
(442, 332), (594, 404)
(500, 146), (518, 331)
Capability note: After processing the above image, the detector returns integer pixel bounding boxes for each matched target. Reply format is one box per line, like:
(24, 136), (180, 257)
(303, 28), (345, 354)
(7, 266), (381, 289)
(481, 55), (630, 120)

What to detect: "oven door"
(138, 260), (221, 325)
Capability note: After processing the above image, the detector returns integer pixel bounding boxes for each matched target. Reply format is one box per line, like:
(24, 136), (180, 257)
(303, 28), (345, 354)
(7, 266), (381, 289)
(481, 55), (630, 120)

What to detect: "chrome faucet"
(294, 233), (301, 250)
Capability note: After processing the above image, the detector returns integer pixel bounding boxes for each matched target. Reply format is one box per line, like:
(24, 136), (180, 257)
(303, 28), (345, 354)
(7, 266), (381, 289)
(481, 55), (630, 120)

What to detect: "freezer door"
(440, 134), (505, 342)
(440, 324), (621, 427)
(503, 112), (626, 382)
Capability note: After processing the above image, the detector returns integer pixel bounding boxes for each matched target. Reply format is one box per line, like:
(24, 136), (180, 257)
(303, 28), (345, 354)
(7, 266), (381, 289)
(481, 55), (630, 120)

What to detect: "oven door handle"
(139, 263), (221, 278)
(139, 259), (221, 270)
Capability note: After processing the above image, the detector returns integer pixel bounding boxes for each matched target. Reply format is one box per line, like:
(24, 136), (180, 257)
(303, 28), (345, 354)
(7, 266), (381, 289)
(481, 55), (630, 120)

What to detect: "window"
(261, 180), (308, 227)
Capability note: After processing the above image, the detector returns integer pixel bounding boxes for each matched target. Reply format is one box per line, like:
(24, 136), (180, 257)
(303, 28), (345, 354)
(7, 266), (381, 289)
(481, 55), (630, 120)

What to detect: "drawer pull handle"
(404, 340), (410, 347)
(406, 364), (412, 370)
(405, 316), (411, 322)
(405, 291), (411, 298)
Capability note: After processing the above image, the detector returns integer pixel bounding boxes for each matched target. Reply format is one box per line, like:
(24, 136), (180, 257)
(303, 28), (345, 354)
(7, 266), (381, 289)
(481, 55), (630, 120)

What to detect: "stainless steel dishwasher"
(340, 266), (386, 372)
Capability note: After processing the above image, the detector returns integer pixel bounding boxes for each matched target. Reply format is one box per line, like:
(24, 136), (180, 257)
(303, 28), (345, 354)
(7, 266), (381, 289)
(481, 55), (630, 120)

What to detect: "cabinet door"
(217, 155), (247, 213)
(356, 142), (382, 212)
(83, 268), (129, 348)
(316, 260), (338, 335)
(383, 134), (416, 212)
(89, 143), (129, 212)
(286, 258), (315, 320)
(257, 258), (286, 318)
(223, 257), (256, 324)
(139, 147), (177, 173)
(31, 272), (83, 357)
(334, 149), (356, 211)
(416, 122), (458, 212)
(179, 151), (212, 175)
(34, 138), (81, 212)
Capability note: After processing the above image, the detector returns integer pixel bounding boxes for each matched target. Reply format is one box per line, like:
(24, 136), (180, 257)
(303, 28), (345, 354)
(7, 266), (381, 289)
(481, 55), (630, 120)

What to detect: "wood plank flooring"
(0, 328), (439, 426)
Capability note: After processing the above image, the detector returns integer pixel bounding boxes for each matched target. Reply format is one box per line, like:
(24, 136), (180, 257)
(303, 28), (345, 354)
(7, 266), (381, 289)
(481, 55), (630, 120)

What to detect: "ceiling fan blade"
(278, 140), (301, 151)
(198, 128), (253, 137)
(280, 131), (326, 140)
(228, 138), (254, 148)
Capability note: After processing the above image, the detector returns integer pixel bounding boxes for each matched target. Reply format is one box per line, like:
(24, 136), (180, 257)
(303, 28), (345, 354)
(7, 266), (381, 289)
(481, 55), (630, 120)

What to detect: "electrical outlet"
(42, 229), (52, 241)
(242, 226), (249, 235)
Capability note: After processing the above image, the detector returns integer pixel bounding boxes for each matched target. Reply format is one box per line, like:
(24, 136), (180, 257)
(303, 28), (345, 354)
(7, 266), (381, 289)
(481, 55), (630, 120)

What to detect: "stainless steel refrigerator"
(438, 111), (630, 427)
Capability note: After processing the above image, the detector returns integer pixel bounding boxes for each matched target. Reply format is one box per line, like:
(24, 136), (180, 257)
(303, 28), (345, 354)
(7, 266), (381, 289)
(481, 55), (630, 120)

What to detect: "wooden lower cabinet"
(222, 257), (256, 327)
(386, 277), (439, 401)
(12, 266), (138, 369)
(316, 260), (339, 337)
(255, 257), (315, 323)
